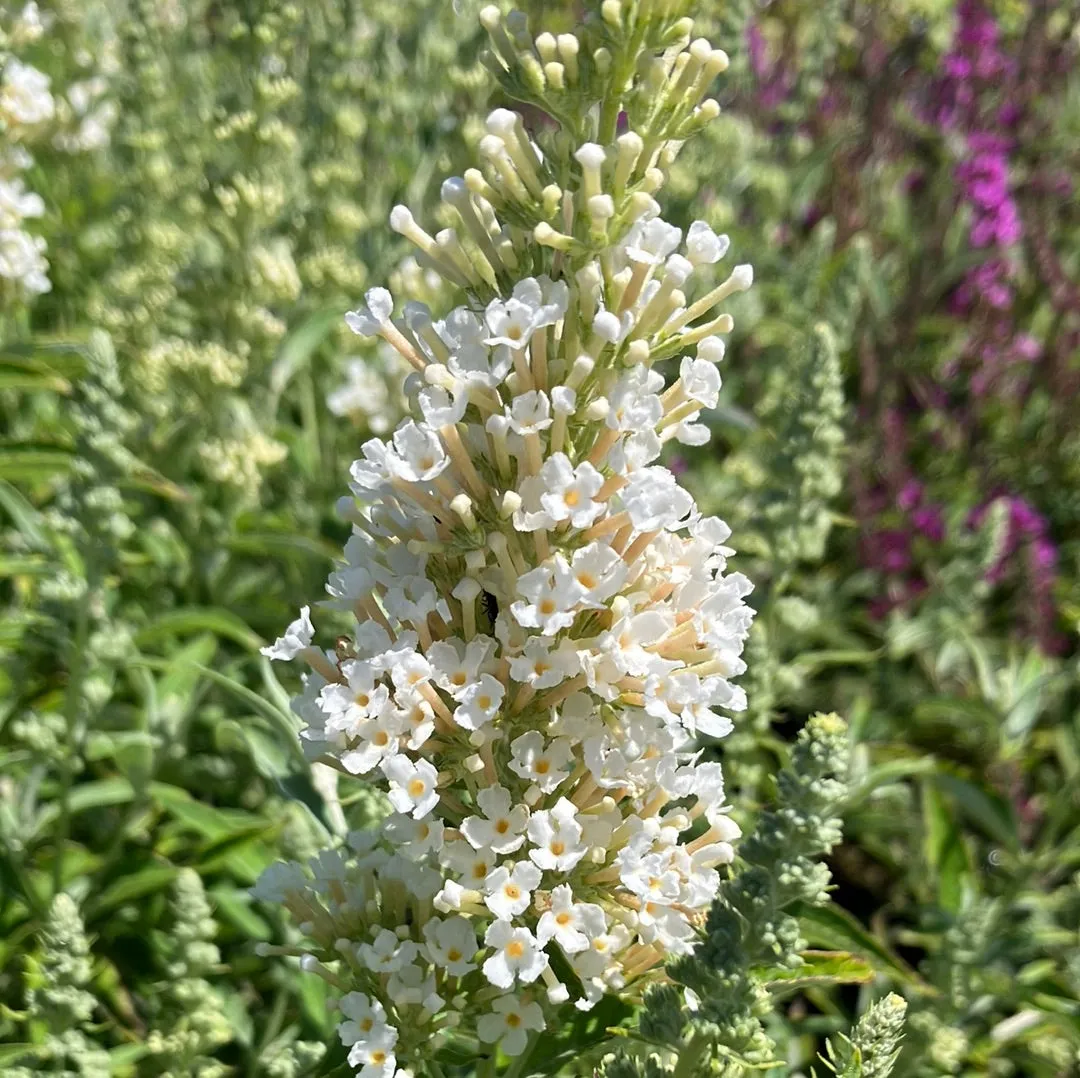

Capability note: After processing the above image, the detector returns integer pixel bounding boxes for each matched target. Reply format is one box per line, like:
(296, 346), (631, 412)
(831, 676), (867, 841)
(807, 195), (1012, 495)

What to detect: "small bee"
(480, 590), (499, 629)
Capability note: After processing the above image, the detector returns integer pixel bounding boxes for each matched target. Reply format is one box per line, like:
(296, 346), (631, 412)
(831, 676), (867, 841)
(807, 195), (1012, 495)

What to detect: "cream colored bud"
(534, 222), (574, 250)
(450, 494), (476, 529)
(588, 194), (615, 221)
(486, 108), (518, 137)
(479, 133), (507, 160)
(697, 99), (721, 122)
(424, 364), (454, 389)
(585, 397), (610, 422)
(709, 49), (730, 76)
(627, 191), (657, 221)
(541, 184), (562, 217)
(535, 32), (557, 62)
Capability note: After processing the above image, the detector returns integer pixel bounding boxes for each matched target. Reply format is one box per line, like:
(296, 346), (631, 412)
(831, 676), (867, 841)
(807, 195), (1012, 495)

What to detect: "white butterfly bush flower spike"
(0, 48), (57, 302)
(254, 2), (755, 1073)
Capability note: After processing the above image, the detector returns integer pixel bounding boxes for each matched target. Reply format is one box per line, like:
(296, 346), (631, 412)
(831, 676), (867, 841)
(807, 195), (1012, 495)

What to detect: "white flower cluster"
(54, 75), (117, 154)
(1, 10), (55, 302)
(327, 345), (408, 435)
(257, 5), (754, 1075)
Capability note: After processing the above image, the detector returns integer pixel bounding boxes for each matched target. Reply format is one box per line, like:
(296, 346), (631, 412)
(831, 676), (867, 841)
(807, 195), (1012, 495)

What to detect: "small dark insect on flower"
(480, 589), (499, 627)
(335, 636), (356, 662)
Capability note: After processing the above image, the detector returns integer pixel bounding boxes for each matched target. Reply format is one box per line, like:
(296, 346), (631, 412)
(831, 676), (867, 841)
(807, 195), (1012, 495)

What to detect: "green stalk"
(672, 1029), (712, 1078)
(53, 578), (92, 897)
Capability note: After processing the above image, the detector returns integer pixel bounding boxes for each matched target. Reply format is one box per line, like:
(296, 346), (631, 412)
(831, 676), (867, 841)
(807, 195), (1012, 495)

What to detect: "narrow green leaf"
(0, 1044), (38, 1066)
(922, 779), (971, 912)
(0, 342), (88, 378)
(210, 885), (272, 940)
(89, 864), (178, 914)
(0, 555), (50, 577)
(108, 1043), (150, 1067)
(270, 307), (343, 396)
(931, 773), (1018, 852)
(134, 607), (262, 652)
(0, 369), (70, 392)
(759, 950), (875, 993)
(226, 531), (339, 563)
(0, 479), (48, 547)
(133, 658), (302, 763)
(0, 448), (74, 482)
(149, 781), (266, 842)
(844, 756), (939, 810)
(33, 777), (138, 834)
(792, 901), (926, 988)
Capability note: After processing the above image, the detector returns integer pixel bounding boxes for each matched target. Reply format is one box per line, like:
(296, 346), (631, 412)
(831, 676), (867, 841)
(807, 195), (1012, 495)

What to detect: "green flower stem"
(673, 1029), (712, 1078)
(54, 576), (92, 897)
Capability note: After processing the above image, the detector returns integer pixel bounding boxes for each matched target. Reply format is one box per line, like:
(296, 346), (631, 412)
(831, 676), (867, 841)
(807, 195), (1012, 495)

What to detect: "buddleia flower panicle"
(0, 6), (56, 303)
(256, 2), (756, 1073)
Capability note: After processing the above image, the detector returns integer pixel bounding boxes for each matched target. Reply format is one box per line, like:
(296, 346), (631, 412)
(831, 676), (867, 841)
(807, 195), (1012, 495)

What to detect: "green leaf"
(931, 773), (1018, 852)
(795, 648), (884, 671)
(195, 833), (275, 883)
(0, 1044), (38, 1066)
(791, 901), (926, 989)
(154, 633), (218, 729)
(216, 718), (291, 779)
(0, 447), (74, 482)
(226, 531), (339, 564)
(0, 479), (47, 546)
(922, 779), (972, 912)
(845, 756), (939, 811)
(270, 307), (343, 397)
(33, 778), (138, 834)
(134, 658), (303, 762)
(0, 555), (50, 577)
(0, 368), (70, 393)
(68, 777), (138, 813)
(84, 730), (156, 763)
(89, 864), (179, 914)
(149, 781), (266, 842)
(758, 950), (875, 994)
(134, 607), (263, 652)
(218, 987), (256, 1048)
(107, 1043), (150, 1068)
(210, 885), (272, 940)
(0, 342), (88, 379)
